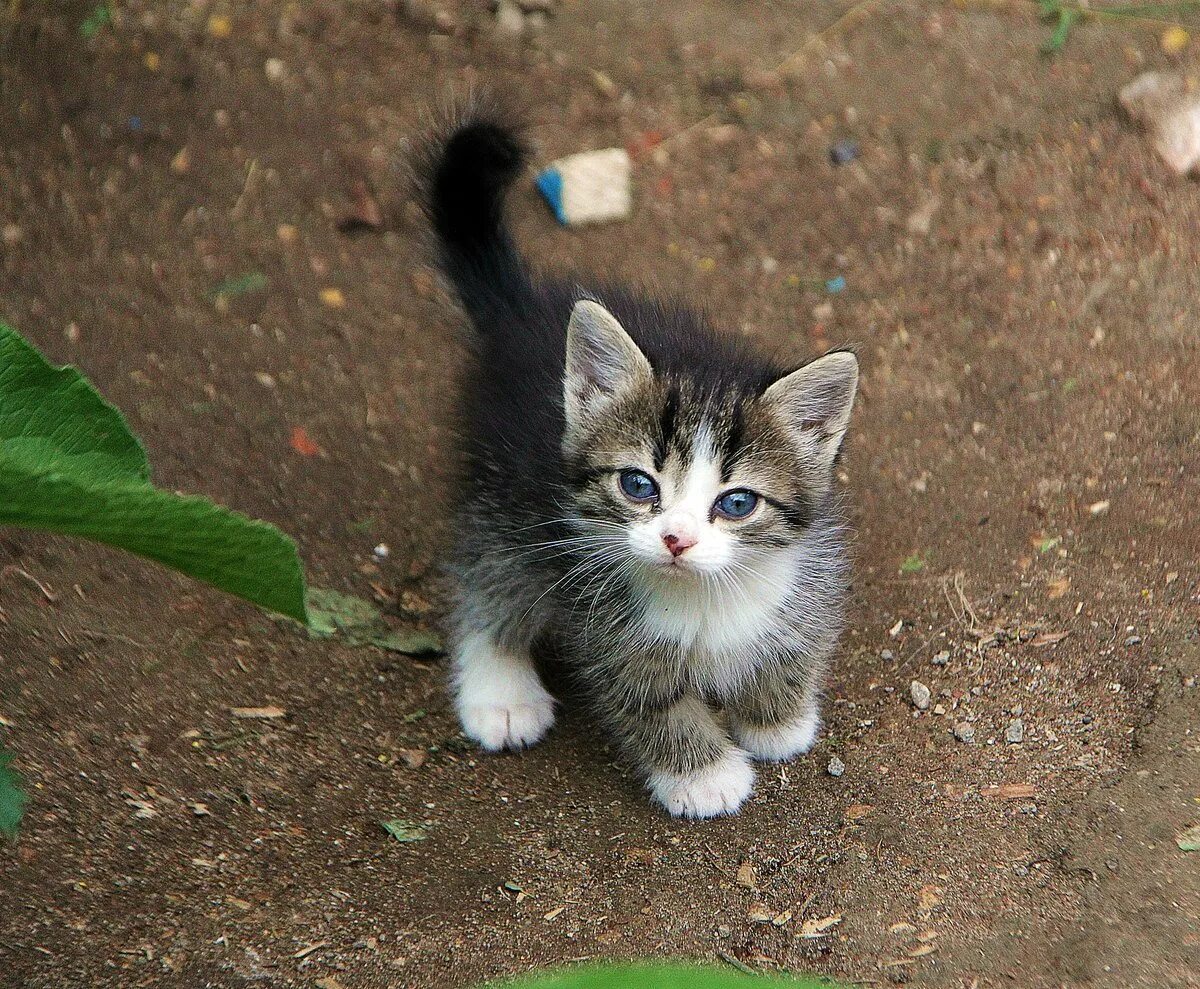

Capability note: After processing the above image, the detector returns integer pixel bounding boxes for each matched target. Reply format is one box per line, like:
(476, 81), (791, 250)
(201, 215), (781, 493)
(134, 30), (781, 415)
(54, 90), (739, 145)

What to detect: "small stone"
(905, 196), (939, 236)
(932, 650), (950, 666)
(2, 223), (24, 245)
(1125, 634), (1142, 647)
(319, 287), (346, 309)
(206, 14), (233, 38)
(953, 722), (976, 744)
(909, 681), (932, 711)
(827, 756), (846, 778)
(716, 925), (732, 939)
(373, 543), (390, 560)
(494, 0), (525, 35)
(1005, 719), (1025, 744)
(276, 223), (299, 244)
(170, 146), (191, 175)
(264, 57), (286, 83)
(64, 322), (81, 342)
(880, 649), (895, 661)
(829, 139), (860, 165)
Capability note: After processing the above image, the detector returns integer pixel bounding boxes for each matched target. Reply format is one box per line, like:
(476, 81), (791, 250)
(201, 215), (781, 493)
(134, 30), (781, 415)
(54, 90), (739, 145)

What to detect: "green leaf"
(380, 819), (428, 843)
(0, 322), (306, 622)
(80, 2), (112, 38)
(1178, 823), (1200, 852)
(1040, 8), (1078, 53)
(305, 588), (443, 654)
(900, 554), (925, 574)
(0, 323), (148, 482)
(1038, 535), (1062, 554)
(492, 963), (838, 988)
(0, 747), (27, 839)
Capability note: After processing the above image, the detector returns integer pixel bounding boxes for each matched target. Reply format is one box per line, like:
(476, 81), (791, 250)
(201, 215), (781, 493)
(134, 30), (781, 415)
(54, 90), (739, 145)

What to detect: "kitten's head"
(562, 299), (858, 581)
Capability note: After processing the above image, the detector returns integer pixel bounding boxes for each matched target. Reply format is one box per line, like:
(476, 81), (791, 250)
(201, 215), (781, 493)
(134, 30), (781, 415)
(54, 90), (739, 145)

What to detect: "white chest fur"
(635, 547), (802, 696)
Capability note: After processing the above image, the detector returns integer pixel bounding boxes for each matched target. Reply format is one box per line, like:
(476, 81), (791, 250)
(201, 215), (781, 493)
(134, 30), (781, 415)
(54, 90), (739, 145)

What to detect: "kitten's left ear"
(763, 350), (859, 467)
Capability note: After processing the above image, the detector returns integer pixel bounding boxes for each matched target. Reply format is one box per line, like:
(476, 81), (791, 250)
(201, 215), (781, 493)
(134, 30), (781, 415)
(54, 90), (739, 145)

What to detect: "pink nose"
(663, 533), (696, 557)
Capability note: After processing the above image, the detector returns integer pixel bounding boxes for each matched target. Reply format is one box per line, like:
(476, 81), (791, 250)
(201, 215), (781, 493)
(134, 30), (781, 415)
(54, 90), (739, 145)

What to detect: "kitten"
(420, 106), (858, 818)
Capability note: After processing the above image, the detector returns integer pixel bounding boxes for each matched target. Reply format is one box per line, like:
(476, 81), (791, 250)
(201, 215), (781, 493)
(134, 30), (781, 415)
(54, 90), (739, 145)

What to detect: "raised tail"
(419, 105), (532, 328)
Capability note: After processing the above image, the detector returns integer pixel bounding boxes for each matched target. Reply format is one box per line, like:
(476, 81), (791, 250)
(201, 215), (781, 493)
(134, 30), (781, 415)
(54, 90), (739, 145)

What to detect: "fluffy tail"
(419, 106), (531, 328)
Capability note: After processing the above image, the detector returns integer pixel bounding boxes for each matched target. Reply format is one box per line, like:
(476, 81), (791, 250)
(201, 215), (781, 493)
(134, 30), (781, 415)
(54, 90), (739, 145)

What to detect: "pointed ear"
(563, 299), (652, 428)
(762, 350), (859, 467)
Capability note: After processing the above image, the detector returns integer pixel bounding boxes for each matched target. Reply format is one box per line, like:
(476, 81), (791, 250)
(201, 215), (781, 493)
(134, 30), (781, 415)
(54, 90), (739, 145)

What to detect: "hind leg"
(453, 625), (556, 751)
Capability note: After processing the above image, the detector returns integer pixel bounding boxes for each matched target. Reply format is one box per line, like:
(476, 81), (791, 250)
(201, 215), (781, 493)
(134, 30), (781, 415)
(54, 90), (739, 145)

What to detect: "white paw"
(460, 697), (556, 751)
(648, 749), (755, 819)
(453, 632), (556, 752)
(733, 706), (821, 762)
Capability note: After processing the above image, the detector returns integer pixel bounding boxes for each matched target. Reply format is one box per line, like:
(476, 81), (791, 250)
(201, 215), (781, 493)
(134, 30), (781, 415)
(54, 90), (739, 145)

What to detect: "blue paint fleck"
(825, 275), (847, 294)
(128, 115), (143, 132)
(535, 167), (567, 226)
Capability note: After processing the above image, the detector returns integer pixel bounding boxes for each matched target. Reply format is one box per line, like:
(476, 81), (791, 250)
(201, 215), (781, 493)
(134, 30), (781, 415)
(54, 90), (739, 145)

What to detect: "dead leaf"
(397, 749), (427, 770)
(748, 902), (774, 923)
(736, 861), (757, 888)
(315, 979), (346, 989)
(916, 885), (943, 912)
(543, 905), (566, 922)
(889, 921), (916, 936)
(1047, 577), (1071, 599)
(230, 705), (286, 720)
(1177, 823), (1200, 851)
(293, 941), (329, 958)
(772, 910), (793, 927)
(337, 180), (384, 233)
(1031, 630), (1071, 648)
(982, 783), (1039, 800)
(125, 798), (157, 819)
(289, 426), (321, 457)
(796, 913), (842, 939)
(908, 943), (938, 958)
(846, 803), (875, 821)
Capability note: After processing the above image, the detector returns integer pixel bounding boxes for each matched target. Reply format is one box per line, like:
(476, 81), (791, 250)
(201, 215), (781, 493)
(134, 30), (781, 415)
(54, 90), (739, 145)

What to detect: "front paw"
(459, 694), (556, 752)
(647, 749), (755, 819)
(732, 707), (821, 762)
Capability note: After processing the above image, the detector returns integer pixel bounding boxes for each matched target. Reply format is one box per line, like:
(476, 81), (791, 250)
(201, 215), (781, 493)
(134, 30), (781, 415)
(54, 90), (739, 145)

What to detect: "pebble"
(932, 650), (950, 666)
(264, 57), (286, 83)
(952, 722), (976, 744)
(909, 680), (932, 711)
(1120, 70), (1200, 175)
(827, 756), (846, 778)
(1124, 634), (1142, 647)
(494, 0), (526, 36)
(1005, 719), (1025, 744)
(829, 139), (860, 165)
(880, 649), (895, 661)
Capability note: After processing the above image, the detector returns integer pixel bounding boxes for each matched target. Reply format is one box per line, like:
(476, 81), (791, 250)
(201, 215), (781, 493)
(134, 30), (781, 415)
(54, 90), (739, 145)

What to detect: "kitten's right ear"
(563, 300), (652, 428)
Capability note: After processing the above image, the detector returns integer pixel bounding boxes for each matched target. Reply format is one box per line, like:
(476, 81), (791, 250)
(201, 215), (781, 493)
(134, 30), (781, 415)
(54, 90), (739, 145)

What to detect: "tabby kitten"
(421, 108), (858, 818)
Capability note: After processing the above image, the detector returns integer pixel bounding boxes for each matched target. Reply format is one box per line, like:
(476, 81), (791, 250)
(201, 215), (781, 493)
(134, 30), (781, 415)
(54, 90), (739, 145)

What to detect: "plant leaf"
(380, 819), (428, 843)
(1041, 7), (1078, 53)
(305, 588), (443, 654)
(0, 323), (306, 622)
(1178, 823), (1200, 852)
(0, 323), (148, 482)
(0, 747), (27, 838)
(900, 554), (925, 574)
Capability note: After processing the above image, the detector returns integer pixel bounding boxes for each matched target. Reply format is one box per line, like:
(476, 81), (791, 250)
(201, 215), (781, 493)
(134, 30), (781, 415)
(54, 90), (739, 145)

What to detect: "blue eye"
(619, 469), (659, 503)
(714, 489), (759, 520)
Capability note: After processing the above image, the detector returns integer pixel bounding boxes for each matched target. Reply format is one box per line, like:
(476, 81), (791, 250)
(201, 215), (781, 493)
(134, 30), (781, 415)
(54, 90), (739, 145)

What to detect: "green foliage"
(0, 748), (26, 839)
(0, 320), (311, 839)
(0, 322), (307, 622)
(306, 588), (443, 654)
(900, 554), (925, 574)
(380, 819), (429, 843)
(492, 964), (838, 989)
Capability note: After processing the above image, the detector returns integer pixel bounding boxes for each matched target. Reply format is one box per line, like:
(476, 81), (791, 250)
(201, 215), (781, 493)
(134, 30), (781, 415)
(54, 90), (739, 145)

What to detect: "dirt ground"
(2, 1), (1198, 986)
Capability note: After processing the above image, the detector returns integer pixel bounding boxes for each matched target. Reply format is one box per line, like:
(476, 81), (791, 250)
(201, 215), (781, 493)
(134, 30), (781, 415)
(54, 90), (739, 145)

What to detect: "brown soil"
(2, 2), (1198, 987)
